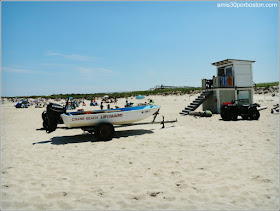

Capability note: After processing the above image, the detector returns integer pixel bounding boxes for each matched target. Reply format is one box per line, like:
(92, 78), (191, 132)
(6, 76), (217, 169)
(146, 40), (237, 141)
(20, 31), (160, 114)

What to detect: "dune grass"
(3, 82), (278, 99)
(255, 82), (279, 88)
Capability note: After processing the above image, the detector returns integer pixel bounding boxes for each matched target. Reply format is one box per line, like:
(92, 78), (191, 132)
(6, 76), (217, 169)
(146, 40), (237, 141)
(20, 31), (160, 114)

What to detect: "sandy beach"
(1, 93), (279, 210)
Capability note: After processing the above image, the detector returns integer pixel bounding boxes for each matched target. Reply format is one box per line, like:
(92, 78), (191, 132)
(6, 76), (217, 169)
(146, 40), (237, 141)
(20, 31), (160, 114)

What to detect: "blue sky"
(1, 1), (279, 97)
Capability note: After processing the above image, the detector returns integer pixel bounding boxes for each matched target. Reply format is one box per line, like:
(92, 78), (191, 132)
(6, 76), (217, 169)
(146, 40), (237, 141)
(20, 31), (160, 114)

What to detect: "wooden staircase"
(180, 91), (213, 115)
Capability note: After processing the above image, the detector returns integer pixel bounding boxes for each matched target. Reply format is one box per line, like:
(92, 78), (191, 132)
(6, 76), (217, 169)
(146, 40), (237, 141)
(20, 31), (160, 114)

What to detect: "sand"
(1, 94), (279, 210)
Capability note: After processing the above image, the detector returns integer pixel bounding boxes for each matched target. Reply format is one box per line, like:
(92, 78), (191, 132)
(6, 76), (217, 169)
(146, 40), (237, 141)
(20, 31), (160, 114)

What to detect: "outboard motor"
(42, 103), (66, 133)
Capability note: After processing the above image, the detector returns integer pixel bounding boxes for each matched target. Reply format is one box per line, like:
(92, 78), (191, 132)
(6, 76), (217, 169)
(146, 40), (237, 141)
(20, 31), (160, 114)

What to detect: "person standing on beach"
(100, 102), (104, 110)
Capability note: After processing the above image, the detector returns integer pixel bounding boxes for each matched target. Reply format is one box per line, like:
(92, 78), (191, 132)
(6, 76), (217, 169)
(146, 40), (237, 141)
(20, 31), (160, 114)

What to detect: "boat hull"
(61, 105), (160, 128)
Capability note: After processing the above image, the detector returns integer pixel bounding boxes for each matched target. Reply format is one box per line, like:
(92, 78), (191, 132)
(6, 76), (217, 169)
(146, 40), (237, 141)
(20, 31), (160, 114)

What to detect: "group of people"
(66, 99), (81, 110)
(125, 99), (154, 108)
(8, 95), (155, 110)
(11, 98), (48, 108)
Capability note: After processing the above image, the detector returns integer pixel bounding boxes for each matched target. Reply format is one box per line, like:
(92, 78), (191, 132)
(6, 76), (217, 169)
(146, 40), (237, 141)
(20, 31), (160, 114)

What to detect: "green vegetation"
(3, 82), (278, 99)
(7, 87), (201, 99)
(255, 82), (279, 88)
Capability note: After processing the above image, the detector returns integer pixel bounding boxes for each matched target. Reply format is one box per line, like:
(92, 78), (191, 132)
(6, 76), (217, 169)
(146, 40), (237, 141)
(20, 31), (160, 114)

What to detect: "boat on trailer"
(42, 102), (161, 141)
(61, 105), (160, 128)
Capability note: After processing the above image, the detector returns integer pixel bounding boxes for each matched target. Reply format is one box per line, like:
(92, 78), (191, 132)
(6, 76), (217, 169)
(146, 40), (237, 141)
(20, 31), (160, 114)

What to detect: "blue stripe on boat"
(68, 105), (159, 115)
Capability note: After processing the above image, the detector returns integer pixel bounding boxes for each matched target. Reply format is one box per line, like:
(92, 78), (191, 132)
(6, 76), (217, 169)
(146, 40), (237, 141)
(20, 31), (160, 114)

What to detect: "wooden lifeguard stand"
(181, 59), (255, 115)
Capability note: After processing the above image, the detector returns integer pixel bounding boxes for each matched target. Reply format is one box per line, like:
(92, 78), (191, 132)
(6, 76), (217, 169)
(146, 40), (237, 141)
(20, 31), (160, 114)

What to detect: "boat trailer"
(40, 102), (177, 141)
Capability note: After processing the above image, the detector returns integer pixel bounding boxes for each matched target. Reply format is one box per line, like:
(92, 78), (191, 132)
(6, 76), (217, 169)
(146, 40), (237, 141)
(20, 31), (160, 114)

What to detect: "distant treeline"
(3, 82), (279, 99)
(4, 87), (201, 99)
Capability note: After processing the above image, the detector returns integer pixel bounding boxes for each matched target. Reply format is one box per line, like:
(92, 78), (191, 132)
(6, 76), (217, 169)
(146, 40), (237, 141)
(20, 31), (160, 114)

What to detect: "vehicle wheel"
(232, 113), (238, 121)
(21, 104), (25, 108)
(95, 123), (115, 141)
(250, 109), (260, 120)
(221, 110), (232, 121)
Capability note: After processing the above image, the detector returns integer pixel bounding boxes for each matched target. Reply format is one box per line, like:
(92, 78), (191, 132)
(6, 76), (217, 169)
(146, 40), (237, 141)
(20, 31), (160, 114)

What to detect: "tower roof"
(212, 59), (255, 66)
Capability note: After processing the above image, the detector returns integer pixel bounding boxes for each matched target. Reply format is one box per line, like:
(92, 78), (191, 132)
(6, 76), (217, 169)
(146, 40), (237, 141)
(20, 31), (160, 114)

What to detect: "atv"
(220, 101), (260, 121)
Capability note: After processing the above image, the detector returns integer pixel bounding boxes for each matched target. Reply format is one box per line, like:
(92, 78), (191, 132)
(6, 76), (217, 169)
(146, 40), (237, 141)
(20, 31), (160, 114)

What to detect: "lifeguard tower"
(181, 59), (255, 114)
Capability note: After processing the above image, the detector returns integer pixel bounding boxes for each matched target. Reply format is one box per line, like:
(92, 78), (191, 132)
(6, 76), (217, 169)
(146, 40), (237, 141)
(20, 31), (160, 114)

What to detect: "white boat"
(42, 103), (161, 141)
(61, 105), (160, 128)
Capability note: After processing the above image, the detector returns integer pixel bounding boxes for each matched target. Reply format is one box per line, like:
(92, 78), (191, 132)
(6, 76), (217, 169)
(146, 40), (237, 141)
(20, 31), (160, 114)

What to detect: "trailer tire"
(95, 123), (115, 141)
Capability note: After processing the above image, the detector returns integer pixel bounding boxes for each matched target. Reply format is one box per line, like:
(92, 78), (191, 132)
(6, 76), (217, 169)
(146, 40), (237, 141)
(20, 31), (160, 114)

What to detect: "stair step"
(197, 96), (206, 99)
(188, 105), (198, 109)
(190, 102), (200, 106)
(181, 113), (189, 115)
(180, 91), (213, 114)
(185, 108), (195, 112)
(182, 109), (192, 112)
(201, 93), (212, 97)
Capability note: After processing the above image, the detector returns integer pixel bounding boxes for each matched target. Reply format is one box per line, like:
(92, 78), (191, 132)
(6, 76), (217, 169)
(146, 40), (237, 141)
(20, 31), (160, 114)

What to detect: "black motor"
(42, 103), (66, 133)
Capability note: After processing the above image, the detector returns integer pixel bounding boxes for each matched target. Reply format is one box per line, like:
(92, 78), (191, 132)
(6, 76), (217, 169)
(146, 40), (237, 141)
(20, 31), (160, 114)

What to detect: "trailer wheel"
(95, 123), (115, 141)
(250, 109), (260, 120)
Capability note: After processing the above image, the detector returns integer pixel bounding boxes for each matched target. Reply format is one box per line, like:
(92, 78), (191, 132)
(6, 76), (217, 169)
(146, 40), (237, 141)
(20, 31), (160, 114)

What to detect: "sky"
(1, 1), (279, 97)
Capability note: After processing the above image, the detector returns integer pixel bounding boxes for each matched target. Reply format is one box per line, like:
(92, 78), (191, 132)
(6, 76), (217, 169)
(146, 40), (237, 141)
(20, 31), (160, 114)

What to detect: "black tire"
(221, 112), (225, 120)
(232, 112), (238, 121)
(221, 110), (232, 121)
(250, 109), (260, 120)
(95, 123), (115, 141)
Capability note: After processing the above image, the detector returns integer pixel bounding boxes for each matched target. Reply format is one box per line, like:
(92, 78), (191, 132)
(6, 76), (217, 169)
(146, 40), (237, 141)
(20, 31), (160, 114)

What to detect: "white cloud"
(2, 67), (50, 75)
(77, 67), (113, 74)
(47, 51), (100, 61)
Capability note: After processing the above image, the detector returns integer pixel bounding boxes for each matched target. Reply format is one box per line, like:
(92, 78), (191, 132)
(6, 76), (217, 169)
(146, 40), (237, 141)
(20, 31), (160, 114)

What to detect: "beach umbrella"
(136, 95), (145, 99)
(104, 95), (109, 98)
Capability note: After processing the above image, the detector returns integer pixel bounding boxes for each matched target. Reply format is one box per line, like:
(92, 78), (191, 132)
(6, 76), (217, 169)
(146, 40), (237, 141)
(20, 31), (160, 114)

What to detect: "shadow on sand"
(33, 129), (154, 145)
